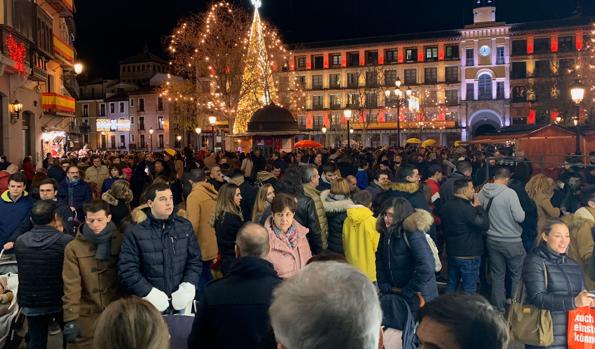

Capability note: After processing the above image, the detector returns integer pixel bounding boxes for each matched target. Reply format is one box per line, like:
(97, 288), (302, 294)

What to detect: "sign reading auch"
(569, 308), (595, 348)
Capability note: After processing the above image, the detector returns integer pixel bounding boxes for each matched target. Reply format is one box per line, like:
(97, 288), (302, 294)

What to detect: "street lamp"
(570, 81), (585, 155)
(208, 116), (217, 152)
(176, 134), (182, 148)
(73, 62), (84, 75)
(149, 128), (154, 152)
(195, 127), (202, 149)
(9, 99), (23, 124)
(344, 109), (352, 149)
(384, 77), (407, 147)
(321, 127), (327, 148)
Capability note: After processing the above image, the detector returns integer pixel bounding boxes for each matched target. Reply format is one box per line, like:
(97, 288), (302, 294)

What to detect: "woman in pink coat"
(264, 193), (312, 278)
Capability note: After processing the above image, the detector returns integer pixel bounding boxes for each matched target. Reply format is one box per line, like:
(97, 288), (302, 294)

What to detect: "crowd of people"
(0, 143), (594, 349)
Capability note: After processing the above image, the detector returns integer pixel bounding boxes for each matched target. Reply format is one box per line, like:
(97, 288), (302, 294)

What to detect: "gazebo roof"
(247, 103), (299, 134)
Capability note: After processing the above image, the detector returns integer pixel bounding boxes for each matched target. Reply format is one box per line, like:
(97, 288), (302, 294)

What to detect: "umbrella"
(294, 140), (323, 148)
(421, 139), (437, 148)
(405, 138), (422, 145)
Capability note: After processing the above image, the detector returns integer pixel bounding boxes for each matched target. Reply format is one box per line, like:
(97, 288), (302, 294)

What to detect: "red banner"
(323, 112), (330, 127)
(528, 109), (536, 125)
(306, 113), (313, 129)
(551, 111), (560, 122)
(568, 307), (595, 349)
(378, 111), (385, 123)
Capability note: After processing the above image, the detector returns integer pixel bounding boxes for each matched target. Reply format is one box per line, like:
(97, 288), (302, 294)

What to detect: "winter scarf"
(271, 220), (299, 249)
(82, 221), (116, 260)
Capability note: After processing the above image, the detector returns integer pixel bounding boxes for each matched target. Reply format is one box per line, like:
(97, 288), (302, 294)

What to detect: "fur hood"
(320, 190), (354, 213)
(130, 204), (188, 224)
(101, 189), (132, 206)
(391, 182), (421, 194)
(561, 213), (592, 233)
(403, 209), (434, 234)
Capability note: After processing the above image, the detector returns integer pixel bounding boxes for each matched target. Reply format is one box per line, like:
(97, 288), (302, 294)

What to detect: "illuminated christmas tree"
(234, 0), (278, 134)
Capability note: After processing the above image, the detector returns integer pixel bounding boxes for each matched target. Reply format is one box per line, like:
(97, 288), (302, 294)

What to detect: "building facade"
(283, 1), (592, 146)
(1, 0), (77, 163)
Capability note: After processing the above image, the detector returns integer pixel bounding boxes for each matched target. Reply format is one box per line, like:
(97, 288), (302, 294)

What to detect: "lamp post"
(176, 135), (182, 148)
(149, 128), (154, 152)
(344, 109), (352, 149)
(321, 127), (327, 147)
(384, 77), (409, 147)
(570, 81), (585, 155)
(10, 99), (23, 124)
(195, 127), (202, 149)
(208, 116), (217, 153)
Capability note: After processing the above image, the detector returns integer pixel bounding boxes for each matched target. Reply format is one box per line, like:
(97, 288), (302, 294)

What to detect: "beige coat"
(186, 181), (219, 261)
(62, 229), (123, 349)
(533, 193), (561, 234)
(84, 165), (109, 192)
(303, 183), (329, 249)
(563, 213), (595, 290)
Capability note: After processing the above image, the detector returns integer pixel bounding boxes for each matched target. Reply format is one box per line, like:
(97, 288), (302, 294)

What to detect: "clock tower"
(473, 0), (496, 24)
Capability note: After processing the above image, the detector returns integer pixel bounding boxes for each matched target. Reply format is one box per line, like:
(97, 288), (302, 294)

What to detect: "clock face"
(480, 45), (491, 57)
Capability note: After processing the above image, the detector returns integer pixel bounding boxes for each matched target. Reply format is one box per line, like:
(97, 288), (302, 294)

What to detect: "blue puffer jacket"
(0, 190), (33, 245)
(523, 243), (584, 349)
(118, 207), (202, 297)
(376, 210), (438, 313)
(376, 210), (438, 314)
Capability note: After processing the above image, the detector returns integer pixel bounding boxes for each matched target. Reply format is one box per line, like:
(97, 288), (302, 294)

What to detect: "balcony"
(53, 35), (74, 66)
(42, 92), (75, 116)
(44, 0), (74, 16)
(62, 71), (79, 98)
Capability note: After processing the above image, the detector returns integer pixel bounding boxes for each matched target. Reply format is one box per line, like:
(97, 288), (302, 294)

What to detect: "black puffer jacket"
(118, 208), (202, 297)
(438, 196), (489, 258)
(523, 243), (584, 349)
(320, 190), (353, 254)
(15, 226), (73, 309)
(214, 212), (244, 275)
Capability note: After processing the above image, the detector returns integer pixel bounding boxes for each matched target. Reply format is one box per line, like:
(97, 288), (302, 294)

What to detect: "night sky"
(74, 0), (594, 79)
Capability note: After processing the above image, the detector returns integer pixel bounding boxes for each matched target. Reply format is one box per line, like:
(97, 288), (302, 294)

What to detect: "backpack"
(403, 231), (442, 272)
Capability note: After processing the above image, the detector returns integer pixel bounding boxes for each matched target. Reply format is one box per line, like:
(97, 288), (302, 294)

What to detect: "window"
(405, 48), (417, 63)
(312, 55), (324, 70)
(330, 95), (341, 109)
(138, 98), (145, 112)
(313, 115), (323, 129)
(385, 49), (398, 64)
(82, 104), (89, 117)
(465, 48), (474, 66)
(158, 116), (164, 129)
(512, 40), (527, 55)
(497, 82), (505, 99)
(365, 50), (378, 65)
(424, 91), (438, 106)
(424, 68), (437, 84)
(131, 117), (134, 124)
(330, 54), (341, 67)
(512, 86), (527, 102)
(347, 73), (359, 88)
(445, 90), (459, 106)
(139, 117), (145, 130)
(347, 52), (360, 67)
(425, 46), (438, 62)
(559, 36), (575, 52)
(131, 135), (135, 143)
(130, 98), (134, 107)
(445, 66), (458, 83)
(329, 74), (340, 88)
(385, 70), (397, 86)
(312, 96), (323, 109)
(120, 135), (126, 148)
(496, 47), (505, 64)
(159, 135), (164, 148)
(100, 104), (106, 116)
(466, 83), (475, 100)
(365, 71), (378, 87)
(312, 75), (323, 90)
(110, 135), (116, 149)
(478, 74), (493, 100)
(445, 45), (459, 60)
(110, 103), (115, 113)
(534, 38), (550, 54)
(347, 93), (360, 108)
(298, 116), (306, 128)
(140, 135), (145, 148)
(296, 56), (306, 69)
(534, 60), (551, 77)
(404, 69), (416, 85)
(559, 59), (574, 75)
(119, 102), (125, 113)
(297, 75), (306, 88)
(511, 62), (527, 79)
(157, 97), (163, 111)
(365, 92), (377, 108)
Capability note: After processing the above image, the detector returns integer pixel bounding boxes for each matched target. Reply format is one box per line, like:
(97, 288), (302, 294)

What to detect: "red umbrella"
(294, 140), (323, 148)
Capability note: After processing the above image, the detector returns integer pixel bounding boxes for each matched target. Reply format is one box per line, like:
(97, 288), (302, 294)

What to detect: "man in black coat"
(439, 178), (489, 294)
(118, 182), (202, 313)
(15, 200), (73, 349)
(188, 223), (281, 349)
(230, 169), (257, 221)
(439, 160), (473, 205)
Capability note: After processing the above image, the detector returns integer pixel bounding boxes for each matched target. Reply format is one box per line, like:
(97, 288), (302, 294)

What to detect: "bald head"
(6, 164), (18, 174)
(235, 223), (269, 258)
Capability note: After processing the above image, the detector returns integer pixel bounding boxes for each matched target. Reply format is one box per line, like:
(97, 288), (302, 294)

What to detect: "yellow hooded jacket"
(343, 205), (380, 281)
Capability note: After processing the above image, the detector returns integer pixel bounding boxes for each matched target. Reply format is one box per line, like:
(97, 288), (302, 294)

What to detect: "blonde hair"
(212, 183), (243, 226)
(109, 180), (132, 201)
(331, 177), (351, 196)
(525, 174), (554, 200)
(93, 297), (170, 349)
(252, 183), (273, 222)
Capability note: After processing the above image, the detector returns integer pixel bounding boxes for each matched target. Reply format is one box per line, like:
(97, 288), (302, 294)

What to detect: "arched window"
(478, 74), (493, 100)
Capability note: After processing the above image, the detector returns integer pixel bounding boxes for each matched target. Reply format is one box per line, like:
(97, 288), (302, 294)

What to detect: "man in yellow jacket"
(342, 190), (380, 282)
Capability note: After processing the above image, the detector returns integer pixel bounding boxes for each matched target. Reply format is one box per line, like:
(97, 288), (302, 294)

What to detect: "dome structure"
(246, 103), (299, 134)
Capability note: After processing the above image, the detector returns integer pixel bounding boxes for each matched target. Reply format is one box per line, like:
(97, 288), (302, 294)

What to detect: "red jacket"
(0, 171), (10, 193)
(425, 178), (441, 225)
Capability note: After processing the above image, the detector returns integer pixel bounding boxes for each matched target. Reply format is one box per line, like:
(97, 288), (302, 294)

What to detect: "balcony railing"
(45, 0), (74, 16)
(42, 92), (75, 116)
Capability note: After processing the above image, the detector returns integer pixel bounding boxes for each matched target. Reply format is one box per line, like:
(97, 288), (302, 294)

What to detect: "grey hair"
(269, 262), (382, 349)
(301, 164), (318, 184)
(235, 222), (269, 257)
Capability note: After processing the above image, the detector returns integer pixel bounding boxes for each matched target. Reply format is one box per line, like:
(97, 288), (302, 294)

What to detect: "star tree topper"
(251, 0), (261, 9)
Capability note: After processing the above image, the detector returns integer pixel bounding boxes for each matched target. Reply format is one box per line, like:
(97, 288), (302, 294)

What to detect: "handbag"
(507, 263), (554, 346)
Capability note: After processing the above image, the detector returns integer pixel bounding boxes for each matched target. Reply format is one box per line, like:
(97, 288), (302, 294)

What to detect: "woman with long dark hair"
(213, 183), (244, 275)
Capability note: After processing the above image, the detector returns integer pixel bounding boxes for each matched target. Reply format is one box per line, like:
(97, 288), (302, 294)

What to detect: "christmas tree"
(233, 0), (278, 134)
